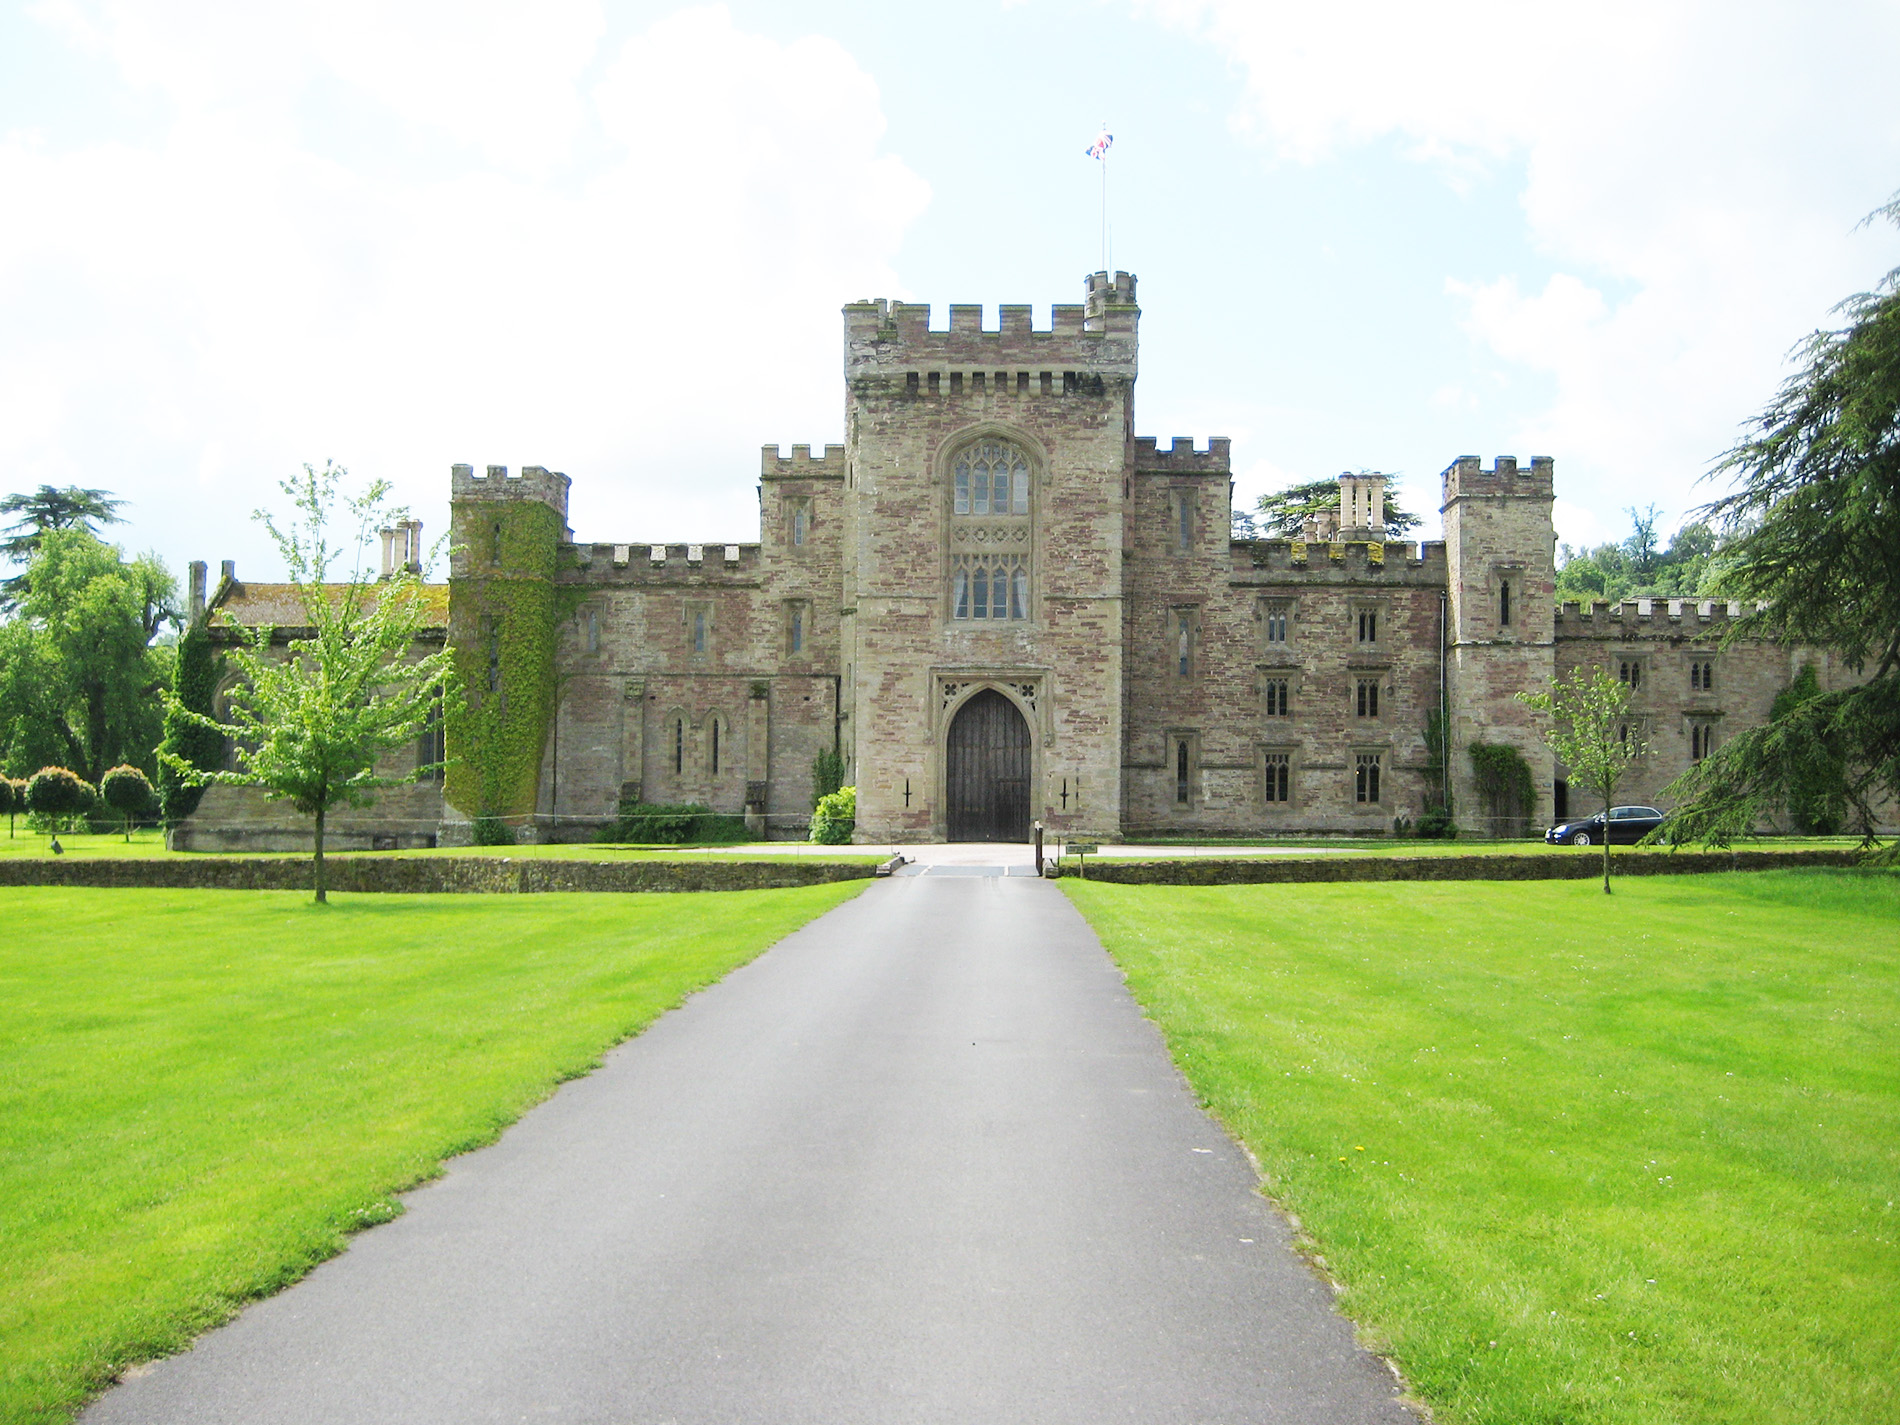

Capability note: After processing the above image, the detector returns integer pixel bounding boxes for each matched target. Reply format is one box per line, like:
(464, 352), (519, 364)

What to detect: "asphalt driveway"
(84, 874), (1412, 1424)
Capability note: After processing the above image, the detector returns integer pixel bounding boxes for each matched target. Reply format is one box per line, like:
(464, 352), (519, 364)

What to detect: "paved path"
(86, 876), (1412, 1425)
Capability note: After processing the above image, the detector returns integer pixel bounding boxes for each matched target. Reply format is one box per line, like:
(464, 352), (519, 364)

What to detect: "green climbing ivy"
(1467, 740), (1535, 835)
(155, 621), (226, 824)
(444, 501), (577, 821)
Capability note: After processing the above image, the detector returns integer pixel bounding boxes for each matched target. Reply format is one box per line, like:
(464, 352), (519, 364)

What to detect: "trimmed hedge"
(0, 857), (876, 894)
(1061, 848), (1862, 885)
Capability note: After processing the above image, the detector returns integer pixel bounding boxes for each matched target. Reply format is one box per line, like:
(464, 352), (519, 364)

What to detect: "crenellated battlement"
(845, 271), (1139, 381)
(761, 444), (847, 479)
(451, 462), (572, 524)
(562, 541), (762, 582)
(1555, 597), (1770, 630)
(1133, 436), (1231, 472)
(1440, 454), (1555, 503)
(1233, 538), (1449, 581)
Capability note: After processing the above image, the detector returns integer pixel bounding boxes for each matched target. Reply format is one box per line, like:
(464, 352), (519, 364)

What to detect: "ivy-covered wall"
(445, 499), (565, 820)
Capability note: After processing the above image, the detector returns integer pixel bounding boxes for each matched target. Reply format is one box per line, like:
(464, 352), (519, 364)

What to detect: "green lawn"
(0, 883), (865, 1425)
(1065, 870), (1900, 1425)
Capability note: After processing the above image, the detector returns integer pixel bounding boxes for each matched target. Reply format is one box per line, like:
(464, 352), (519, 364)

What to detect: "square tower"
(1441, 456), (1558, 835)
(839, 272), (1138, 841)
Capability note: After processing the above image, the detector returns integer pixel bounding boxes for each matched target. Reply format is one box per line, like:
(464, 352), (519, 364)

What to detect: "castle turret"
(444, 464), (571, 840)
(1441, 456), (1557, 836)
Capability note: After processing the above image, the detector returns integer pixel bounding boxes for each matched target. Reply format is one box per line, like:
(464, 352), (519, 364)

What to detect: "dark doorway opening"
(1554, 778), (1569, 821)
(946, 688), (1032, 842)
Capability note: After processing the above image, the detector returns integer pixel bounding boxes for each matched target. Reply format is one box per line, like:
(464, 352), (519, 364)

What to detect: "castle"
(174, 272), (1858, 850)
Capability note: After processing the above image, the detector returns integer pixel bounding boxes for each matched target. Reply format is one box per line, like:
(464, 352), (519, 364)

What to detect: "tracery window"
(954, 442), (1030, 516)
(951, 558), (1028, 620)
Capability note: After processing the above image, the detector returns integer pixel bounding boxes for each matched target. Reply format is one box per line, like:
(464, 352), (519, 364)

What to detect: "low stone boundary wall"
(1064, 848), (1863, 886)
(0, 857), (877, 895)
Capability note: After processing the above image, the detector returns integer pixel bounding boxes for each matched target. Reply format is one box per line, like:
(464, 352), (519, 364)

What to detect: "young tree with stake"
(1519, 667), (1649, 893)
(161, 463), (457, 903)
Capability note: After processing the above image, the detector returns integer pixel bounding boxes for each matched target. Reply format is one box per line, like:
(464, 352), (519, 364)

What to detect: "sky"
(2, 0), (1897, 587)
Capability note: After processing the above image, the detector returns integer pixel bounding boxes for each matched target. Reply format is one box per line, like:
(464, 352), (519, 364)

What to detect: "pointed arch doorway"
(945, 688), (1032, 842)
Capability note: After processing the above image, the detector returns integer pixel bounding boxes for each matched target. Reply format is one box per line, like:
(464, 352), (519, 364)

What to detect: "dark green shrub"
(0, 777), (19, 837)
(602, 802), (747, 845)
(1416, 804), (1458, 839)
(471, 816), (516, 846)
(810, 785), (856, 844)
(26, 766), (96, 829)
(811, 747), (845, 809)
(1468, 741), (1535, 837)
(100, 765), (158, 840)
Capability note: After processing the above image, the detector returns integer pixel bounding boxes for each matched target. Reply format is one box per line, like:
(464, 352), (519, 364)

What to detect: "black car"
(1545, 805), (1665, 846)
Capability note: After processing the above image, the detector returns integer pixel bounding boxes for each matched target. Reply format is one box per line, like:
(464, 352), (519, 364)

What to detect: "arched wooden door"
(945, 689), (1031, 842)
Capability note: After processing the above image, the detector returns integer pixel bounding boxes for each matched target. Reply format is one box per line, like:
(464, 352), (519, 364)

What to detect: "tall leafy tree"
(1665, 195), (1900, 853)
(1251, 474), (1422, 538)
(0, 530), (174, 783)
(1, 485), (127, 605)
(161, 463), (457, 902)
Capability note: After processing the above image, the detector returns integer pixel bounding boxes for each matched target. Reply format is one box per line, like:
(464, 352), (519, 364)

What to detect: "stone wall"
(1068, 848), (1861, 884)
(1, 855), (875, 893)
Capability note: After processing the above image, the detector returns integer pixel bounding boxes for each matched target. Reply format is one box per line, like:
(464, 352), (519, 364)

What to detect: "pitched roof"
(211, 580), (449, 632)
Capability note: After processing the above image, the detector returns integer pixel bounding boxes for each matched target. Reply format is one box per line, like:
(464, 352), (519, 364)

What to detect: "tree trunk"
(1602, 790), (1613, 894)
(313, 803), (327, 904)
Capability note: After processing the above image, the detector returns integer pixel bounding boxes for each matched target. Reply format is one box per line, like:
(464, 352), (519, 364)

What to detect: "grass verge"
(1064, 870), (1899, 1425)
(0, 882), (865, 1425)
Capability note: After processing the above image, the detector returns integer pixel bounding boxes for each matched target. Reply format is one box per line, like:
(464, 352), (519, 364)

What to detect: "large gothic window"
(954, 442), (1030, 516)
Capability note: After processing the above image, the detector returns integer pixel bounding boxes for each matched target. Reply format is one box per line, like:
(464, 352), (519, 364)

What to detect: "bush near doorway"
(810, 785), (855, 844)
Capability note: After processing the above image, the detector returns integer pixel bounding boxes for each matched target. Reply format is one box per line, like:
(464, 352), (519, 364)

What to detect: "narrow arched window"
(711, 717), (721, 775)
(972, 565), (990, 619)
(1500, 580), (1512, 627)
(674, 717), (685, 774)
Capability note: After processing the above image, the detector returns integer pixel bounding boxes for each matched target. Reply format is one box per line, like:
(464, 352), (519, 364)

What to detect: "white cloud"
(0, 3), (929, 574)
(1140, 0), (1900, 529)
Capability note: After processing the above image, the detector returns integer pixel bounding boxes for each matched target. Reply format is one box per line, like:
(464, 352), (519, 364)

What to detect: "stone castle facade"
(175, 272), (1862, 850)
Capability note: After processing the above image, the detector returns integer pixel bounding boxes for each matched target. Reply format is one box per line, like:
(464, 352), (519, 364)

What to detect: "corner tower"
(1441, 456), (1558, 835)
(838, 272), (1138, 842)
(443, 463), (571, 839)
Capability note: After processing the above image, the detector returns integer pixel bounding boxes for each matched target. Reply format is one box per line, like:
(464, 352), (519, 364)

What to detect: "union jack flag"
(1085, 127), (1113, 160)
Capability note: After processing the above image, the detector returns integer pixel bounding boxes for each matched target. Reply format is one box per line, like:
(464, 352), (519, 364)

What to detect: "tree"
(1518, 668), (1649, 892)
(100, 764), (157, 841)
(1, 485), (126, 605)
(25, 765), (96, 830)
(0, 530), (174, 784)
(161, 463), (457, 902)
(1664, 195), (1900, 855)
(1252, 474), (1422, 538)
(1554, 512), (1730, 604)
(0, 775), (17, 837)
